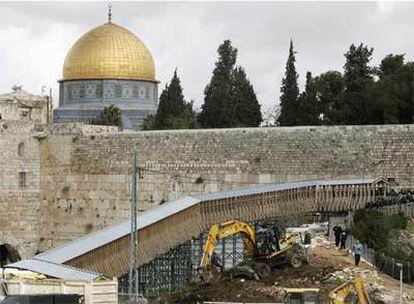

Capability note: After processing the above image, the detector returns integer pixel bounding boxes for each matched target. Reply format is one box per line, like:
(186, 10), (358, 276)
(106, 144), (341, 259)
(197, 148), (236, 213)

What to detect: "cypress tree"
(296, 72), (320, 125)
(141, 70), (197, 130)
(232, 67), (262, 127)
(341, 43), (374, 124)
(278, 40), (299, 126)
(199, 40), (237, 128)
(199, 39), (262, 128)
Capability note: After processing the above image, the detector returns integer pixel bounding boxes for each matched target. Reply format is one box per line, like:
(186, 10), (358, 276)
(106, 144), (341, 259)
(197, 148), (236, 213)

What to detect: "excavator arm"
(284, 275), (371, 304)
(199, 220), (257, 268)
(328, 275), (371, 304)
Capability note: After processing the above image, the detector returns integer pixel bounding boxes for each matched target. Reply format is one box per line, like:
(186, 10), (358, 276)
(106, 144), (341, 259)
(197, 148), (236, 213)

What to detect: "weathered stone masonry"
(0, 121), (42, 258)
(2, 122), (414, 257)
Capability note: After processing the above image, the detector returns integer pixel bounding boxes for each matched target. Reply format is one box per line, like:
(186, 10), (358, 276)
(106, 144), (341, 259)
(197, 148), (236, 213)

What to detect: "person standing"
(340, 230), (348, 250)
(333, 225), (342, 247)
(352, 240), (363, 267)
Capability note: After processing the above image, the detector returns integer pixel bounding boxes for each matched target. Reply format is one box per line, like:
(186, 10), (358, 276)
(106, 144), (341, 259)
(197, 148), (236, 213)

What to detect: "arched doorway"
(0, 244), (20, 267)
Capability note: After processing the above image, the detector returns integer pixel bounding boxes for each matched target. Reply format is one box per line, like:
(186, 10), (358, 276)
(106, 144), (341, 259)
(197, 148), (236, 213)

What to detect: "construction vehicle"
(283, 274), (371, 304)
(199, 220), (308, 281)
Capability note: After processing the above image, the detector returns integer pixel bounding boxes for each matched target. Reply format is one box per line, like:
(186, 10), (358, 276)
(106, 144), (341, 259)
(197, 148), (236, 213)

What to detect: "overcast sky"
(0, 1), (414, 113)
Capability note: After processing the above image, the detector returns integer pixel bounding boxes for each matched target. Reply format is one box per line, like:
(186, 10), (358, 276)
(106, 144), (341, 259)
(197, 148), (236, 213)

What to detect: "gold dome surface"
(62, 22), (155, 82)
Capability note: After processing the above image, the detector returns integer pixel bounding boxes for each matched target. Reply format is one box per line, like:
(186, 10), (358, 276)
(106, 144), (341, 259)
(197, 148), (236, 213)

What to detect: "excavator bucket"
(283, 288), (320, 304)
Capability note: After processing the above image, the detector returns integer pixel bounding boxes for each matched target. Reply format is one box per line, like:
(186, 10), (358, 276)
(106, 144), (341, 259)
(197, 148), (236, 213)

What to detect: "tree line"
(116, 38), (413, 130)
(142, 39), (262, 130)
(278, 41), (414, 126)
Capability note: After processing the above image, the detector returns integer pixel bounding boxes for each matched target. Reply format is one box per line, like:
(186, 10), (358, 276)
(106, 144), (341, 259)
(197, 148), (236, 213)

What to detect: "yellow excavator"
(199, 220), (309, 281)
(283, 274), (371, 304)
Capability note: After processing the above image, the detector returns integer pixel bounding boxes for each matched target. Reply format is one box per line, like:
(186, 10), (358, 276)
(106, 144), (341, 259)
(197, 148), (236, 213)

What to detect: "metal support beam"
(129, 152), (139, 299)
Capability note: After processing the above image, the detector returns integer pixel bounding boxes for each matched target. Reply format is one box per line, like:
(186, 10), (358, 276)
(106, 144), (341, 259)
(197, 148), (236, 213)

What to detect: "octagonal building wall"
(54, 79), (158, 130)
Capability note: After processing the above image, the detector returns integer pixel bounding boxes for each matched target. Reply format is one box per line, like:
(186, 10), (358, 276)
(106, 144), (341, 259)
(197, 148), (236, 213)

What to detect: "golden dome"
(62, 22), (156, 82)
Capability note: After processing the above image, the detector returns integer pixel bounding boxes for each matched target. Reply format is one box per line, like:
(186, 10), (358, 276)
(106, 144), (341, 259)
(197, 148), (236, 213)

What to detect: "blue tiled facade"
(54, 79), (158, 130)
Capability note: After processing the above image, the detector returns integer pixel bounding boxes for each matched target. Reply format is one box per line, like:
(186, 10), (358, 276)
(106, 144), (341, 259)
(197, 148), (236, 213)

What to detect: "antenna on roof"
(12, 85), (22, 92)
(108, 3), (113, 23)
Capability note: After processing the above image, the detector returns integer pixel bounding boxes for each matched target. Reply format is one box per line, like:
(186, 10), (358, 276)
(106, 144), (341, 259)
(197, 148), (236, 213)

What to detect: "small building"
(2, 259), (118, 304)
(0, 86), (50, 124)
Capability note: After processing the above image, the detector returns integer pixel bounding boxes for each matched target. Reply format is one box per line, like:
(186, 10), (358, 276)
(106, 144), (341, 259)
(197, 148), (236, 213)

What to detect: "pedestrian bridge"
(8, 177), (385, 293)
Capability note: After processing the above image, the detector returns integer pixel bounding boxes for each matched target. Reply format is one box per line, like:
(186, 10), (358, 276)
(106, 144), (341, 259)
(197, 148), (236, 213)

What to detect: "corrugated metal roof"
(32, 178), (380, 265)
(35, 196), (201, 264)
(6, 258), (102, 281)
(193, 178), (379, 201)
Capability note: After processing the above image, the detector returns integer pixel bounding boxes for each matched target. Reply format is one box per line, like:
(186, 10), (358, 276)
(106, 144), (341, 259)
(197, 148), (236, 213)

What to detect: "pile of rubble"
(325, 266), (414, 303)
(326, 267), (385, 292)
(311, 234), (336, 249)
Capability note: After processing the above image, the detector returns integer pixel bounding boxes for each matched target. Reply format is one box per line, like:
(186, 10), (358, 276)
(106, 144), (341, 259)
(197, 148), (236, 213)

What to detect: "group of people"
(333, 225), (349, 250)
(366, 189), (414, 209)
(333, 225), (362, 267)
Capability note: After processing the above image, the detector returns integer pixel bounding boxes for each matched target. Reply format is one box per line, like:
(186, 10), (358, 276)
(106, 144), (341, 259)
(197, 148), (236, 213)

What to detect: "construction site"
(2, 173), (414, 303)
(158, 224), (414, 303)
(2, 2), (414, 303)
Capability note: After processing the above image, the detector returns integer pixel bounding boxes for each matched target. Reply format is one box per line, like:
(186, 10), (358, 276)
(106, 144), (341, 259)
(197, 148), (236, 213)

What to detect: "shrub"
(351, 209), (408, 252)
(388, 212), (408, 230)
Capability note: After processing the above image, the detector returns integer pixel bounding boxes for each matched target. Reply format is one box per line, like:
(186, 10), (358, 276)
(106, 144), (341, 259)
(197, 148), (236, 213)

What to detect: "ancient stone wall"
(2, 123), (414, 256)
(0, 121), (42, 258)
(36, 124), (414, 252)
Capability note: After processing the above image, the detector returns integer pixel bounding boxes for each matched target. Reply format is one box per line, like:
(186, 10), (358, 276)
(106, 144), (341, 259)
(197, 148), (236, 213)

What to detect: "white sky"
(0, 1), (413, 113)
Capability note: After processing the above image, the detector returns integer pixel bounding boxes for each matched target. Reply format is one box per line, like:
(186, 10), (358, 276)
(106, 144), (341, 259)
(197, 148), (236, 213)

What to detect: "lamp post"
(396, 262), (403, 304)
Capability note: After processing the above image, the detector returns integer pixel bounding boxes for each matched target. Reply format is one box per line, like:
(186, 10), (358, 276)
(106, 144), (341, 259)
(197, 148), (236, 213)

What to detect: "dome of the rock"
(62, 22), (155, 81)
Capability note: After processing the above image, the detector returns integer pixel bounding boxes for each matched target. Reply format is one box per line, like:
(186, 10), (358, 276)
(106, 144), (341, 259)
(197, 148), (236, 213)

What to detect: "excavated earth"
(155, 234), (414, 303)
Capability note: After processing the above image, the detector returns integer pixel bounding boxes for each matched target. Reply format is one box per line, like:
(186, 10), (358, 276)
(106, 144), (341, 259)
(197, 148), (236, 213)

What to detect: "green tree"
(140, 114), (156, 130)
(296, 72), (320, 125)
(232, 67), (262, 127)
(368, 54), (414, 124)
(199, 40), (237, 128)
(142, 70), (198, 130)
(199, 40), (262, 128)
(352, 209), (407, 252)
(278, 40), (300, 126)
(314, 71), (345, 124)
(340, 43), (374, 124)
(91, 105), (121, 127)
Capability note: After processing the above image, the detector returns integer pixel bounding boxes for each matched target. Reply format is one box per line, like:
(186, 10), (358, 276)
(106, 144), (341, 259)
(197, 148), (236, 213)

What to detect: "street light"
(396, 262), (403, 304)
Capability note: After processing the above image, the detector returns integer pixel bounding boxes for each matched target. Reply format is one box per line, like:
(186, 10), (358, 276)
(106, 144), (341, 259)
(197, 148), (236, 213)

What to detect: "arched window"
(18, 142), (25, 157)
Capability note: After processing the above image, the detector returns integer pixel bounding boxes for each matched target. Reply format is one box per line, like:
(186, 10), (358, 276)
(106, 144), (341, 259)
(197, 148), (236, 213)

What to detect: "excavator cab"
(199, 220), (308, 282)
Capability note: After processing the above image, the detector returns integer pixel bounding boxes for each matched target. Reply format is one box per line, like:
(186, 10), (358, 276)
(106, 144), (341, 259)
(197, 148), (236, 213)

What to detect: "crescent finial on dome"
(108, 3), (113, 23)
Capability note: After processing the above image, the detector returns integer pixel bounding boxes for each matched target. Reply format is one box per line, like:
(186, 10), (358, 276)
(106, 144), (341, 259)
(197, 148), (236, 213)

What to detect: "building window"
(20, 109), (31, 120)
(18, 142), (25, 157)
(145, 86), (150, 99)
(18, 172), (26, 188)
(115, 85), (122, 98)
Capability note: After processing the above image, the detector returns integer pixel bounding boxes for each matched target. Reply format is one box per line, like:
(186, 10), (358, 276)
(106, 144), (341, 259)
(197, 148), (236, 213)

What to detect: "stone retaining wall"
(2, 123), (414, 256)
